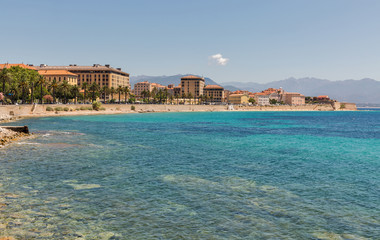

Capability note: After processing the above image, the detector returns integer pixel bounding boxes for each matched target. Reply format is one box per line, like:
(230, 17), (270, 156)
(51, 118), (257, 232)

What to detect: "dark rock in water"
(2, 126), (29, 134)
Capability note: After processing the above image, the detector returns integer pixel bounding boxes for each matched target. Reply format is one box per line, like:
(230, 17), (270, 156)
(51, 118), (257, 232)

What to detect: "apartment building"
(203, 85), (225, 102)
(36, 64), (130, 89)
(133, 81), (152, 97)
(180, 75), (205, 98)
(228, 94), (249, 104)
(254, 93), (270, 105)
(281, 92), (305, 105)
(38, 70), (78, 85)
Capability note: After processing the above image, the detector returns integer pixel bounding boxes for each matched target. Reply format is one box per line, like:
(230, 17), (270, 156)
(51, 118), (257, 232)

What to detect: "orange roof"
(38, 69), (77, 77)
(181, 75), (204, 80)
(229, 93), (248, 97)
(0, 63), (36, 70)
(151, 83), (165, 88)
(204, 85), (223, 89)
(35, 65), (129, 76)
(254, 92), (270, 96)
(318, 95), (329, 98)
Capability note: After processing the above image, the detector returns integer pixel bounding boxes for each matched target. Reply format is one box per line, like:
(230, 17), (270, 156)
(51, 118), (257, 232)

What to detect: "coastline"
(0, 102), (357, 122)
(0, 103), (357, 147)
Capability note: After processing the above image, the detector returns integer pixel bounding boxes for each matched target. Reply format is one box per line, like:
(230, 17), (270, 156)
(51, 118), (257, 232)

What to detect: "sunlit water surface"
(1, 111), (379, 239)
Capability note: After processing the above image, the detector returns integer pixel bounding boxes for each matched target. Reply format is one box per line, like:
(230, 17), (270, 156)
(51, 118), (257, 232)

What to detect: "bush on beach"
(92, 101), (102, 111)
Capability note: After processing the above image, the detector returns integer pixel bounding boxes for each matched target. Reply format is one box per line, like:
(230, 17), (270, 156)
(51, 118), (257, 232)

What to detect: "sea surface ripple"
(0, 111), (379, 239)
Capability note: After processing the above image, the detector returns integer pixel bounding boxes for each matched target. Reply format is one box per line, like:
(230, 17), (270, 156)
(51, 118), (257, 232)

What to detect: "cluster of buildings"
(132, 75), (307, 105)
(0, 63), (130, 100)
(2, 63), (327, 106)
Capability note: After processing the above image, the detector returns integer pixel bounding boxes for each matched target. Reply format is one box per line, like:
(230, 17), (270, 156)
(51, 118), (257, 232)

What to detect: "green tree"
(248, 98), (256, 104)
(101, 86), (109, 103)
(110, 87), (116, 103)
(19, 77), (28, 104)
(117, 85), (123, 104)
(60, 80), (71, 104)
(89, 82), (100, 102)
(0, 68), (12, 104)
(269, 99), (277, 105)
(51, 78), (58, 103)
(124, 86), (130, 103)
(187, 92), (193, 105)
(37, 76), (45, 104)
(81, 82), (88, 104)
(71, 85), (80, 104)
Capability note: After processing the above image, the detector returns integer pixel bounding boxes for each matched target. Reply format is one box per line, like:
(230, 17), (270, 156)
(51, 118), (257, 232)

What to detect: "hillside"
(222, 77), (380, 104)
(130, 75), (219, 87)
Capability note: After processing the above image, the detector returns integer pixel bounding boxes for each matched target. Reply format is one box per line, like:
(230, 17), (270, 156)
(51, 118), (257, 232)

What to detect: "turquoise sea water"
(1, 111), (379, 239)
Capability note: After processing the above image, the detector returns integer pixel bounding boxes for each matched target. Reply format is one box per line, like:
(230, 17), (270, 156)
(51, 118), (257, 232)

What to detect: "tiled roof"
(38, 70), (77, 77)
(229, 94), (247, 97)
(255, 92), (270, 96)
(181, 75), (204, 80)
(204, 85), (223, 89)
(35, 65), (129, 76)
(0, 63), (36, 70)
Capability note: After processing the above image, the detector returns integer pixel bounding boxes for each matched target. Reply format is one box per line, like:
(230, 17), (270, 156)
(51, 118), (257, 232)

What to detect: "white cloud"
(209, 53), (229, 66)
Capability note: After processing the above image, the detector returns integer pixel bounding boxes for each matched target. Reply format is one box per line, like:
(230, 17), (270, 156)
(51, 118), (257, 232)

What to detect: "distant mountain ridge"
(130, 74), (219, 87)
(222, 77), (380, 104)
(130, 75), (380, 104)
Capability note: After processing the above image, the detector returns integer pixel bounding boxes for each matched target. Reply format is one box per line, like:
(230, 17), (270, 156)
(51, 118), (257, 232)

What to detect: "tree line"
(0, 66), (133, 104)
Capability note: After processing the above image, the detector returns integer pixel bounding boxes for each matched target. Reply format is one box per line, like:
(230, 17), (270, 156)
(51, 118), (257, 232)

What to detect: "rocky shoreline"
(0, 127), (31, 148)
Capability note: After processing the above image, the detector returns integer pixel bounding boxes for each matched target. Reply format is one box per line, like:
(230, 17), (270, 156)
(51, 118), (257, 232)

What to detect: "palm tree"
(0, 68), (12, 104)
(71, 85), (80, 104)
(81, 82), (88, 104)
(51, 78), (58, 103)
(37, 75), (45, 104)
(141, 90), (147, 103)
(89, 82), (100, 102)
(187, 92), (193, 105)
(124, 86), (129, 103)
(101, 86), (109, 103)
(28, 72), (39, 104)
(60, 80), (71, 104)
(116, 85), (123, 104)
(110, 87), (116, 103)
(19, 77), (28, 104)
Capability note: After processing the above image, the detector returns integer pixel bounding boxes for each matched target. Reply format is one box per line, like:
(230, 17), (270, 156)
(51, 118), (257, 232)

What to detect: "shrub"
(99, 107), (106, 111)
(80, 106), (87, 110)
(46, 106), (54, 111)
(54, 107), (63, 111)
(63, 107), (69, 111)
(43, 95), (53, 103)
(131, 105), (135, 111)
(92, 101), (102, 111)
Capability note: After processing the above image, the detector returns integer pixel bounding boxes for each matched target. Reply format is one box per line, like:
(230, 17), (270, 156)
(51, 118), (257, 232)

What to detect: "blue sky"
(1, 0), (380, 83)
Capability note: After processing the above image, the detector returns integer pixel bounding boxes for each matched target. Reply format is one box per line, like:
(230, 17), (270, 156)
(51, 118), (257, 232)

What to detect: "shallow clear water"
(1, 111), (379, 239)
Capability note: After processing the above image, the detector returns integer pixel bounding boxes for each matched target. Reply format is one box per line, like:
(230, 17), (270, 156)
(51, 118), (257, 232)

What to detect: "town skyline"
(1, 0), (380, 83)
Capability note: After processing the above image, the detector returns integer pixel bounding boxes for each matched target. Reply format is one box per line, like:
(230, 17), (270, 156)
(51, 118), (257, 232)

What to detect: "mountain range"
(130, 75), (380, 104)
